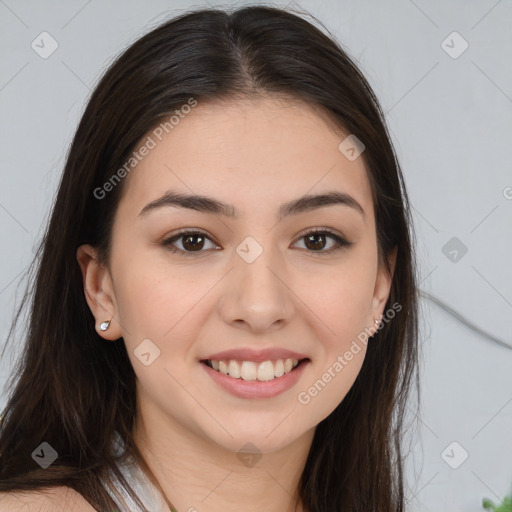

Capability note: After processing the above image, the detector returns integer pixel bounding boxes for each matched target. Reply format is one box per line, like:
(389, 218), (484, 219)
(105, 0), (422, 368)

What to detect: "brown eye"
(294, 228), (352, 253)
(161, 231), (219, 256)
(304, 232), (328, 251)
(181, 233), (206, 251)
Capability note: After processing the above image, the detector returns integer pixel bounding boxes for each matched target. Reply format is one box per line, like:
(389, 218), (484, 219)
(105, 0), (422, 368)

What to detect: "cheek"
(115, 266), (204, 341)
(296, 269), (371, 421)
(293, 251), (375, 418)
(113, 260), (207, 399)
(309, 344), (367, 422)
(111, 244), (221, 369)
(298, 252), (376, 342)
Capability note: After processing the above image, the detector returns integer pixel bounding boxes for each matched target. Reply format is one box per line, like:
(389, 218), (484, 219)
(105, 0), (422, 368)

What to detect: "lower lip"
(201, 360), (309, 399)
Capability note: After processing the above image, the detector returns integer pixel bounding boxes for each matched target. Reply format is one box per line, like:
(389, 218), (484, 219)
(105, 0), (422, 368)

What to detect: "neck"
(132, 399), (313, 512)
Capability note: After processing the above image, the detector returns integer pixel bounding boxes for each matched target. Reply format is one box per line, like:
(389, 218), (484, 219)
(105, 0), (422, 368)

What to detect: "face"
(78, 96), (395, 455)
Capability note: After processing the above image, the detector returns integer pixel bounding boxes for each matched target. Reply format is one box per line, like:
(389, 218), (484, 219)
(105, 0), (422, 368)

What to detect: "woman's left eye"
(161, 228), (352, 256)
(293, 228), (352, 253)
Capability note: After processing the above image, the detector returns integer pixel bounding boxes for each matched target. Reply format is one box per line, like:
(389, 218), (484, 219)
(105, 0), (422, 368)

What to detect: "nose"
(218, 239), (294, 333)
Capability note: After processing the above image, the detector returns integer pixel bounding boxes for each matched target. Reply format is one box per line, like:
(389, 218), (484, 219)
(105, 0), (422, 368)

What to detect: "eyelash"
(161, 228), (352, 257)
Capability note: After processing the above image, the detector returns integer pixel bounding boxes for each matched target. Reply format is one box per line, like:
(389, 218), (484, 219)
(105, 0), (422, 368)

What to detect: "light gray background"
(1, 1), (511, 510)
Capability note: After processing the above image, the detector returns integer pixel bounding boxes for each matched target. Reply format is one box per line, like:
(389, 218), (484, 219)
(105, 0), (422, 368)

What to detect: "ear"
(76, 244), (123, 341)
(369, 245), (397, 331)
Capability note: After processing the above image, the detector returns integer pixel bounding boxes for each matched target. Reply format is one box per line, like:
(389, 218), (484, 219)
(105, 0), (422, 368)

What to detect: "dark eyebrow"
(138, 190), (365, 220)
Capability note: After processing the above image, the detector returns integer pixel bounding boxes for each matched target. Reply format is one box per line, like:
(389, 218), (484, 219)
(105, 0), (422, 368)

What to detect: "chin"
(202, 418), (308, 455)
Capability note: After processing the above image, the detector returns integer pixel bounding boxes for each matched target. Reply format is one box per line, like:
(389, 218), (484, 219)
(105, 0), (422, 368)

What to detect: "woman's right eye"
(161, 230), (220, 256)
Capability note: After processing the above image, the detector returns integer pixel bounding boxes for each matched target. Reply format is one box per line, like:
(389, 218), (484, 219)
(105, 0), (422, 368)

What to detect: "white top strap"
(102, 431), (173, 512)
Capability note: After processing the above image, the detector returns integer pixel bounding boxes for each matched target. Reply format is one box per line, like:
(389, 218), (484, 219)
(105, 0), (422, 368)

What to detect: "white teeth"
(218, 360), (228, 375)
(274, 359), (284, 377)
(207, 357), (302, 381)
(240, 361), (258, 380)
(257, 361), (275, 381)
(228, 360), (241, 379)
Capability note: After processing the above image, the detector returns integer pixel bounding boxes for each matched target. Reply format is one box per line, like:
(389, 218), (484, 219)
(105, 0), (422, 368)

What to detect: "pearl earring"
(99, 320), (111, 331)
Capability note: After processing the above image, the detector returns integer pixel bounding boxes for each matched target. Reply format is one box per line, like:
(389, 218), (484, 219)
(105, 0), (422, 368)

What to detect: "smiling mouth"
(201, 358), (309, 382)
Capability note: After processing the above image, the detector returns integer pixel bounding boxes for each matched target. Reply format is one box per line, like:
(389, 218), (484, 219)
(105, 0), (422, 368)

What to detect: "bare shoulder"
(0, 486), (97, 512)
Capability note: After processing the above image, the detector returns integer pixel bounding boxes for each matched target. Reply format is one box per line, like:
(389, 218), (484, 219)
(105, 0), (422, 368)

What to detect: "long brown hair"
(0, 5), (419, 511)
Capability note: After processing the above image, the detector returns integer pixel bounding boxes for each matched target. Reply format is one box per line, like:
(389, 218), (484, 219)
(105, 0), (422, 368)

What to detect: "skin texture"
(77, 96), (396, 512)
(0, 487), (96, 511)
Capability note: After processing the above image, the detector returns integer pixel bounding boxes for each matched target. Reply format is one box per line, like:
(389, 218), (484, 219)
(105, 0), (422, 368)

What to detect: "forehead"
(117, 96), (374, 222)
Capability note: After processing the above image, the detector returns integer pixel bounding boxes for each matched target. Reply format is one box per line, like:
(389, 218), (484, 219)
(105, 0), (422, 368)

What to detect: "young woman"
(0, 5), (419, 511)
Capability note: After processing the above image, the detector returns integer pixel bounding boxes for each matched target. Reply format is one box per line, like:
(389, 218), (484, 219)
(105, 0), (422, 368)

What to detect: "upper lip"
(202, 348), (309, 363)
